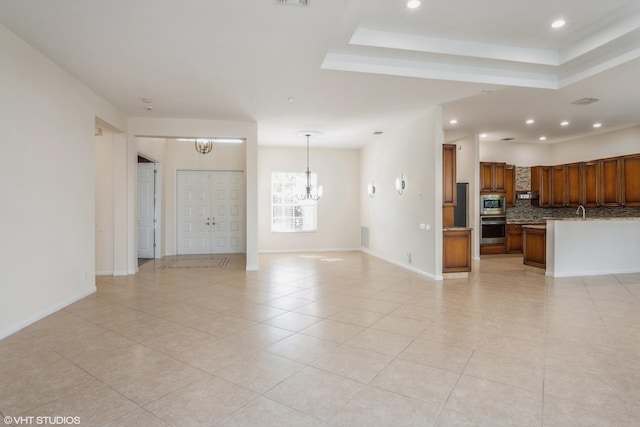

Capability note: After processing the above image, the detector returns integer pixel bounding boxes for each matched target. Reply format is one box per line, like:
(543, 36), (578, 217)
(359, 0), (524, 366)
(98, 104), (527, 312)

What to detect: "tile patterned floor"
(1, 252), (639, 426)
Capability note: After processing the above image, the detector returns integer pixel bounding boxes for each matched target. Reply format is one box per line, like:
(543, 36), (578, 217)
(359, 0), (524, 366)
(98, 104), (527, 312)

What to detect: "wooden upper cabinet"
(442, 144), (457, 207)
(600, 157), (622, 206)
(480, 162), (507, 193)
(531, 166), (551, 207)
(505, 164), (515, 207)
(566, 163), (582, 207)
(550, 165), (568, 207)
(622, 154), (640, 206)
(582, 161), (599, 207)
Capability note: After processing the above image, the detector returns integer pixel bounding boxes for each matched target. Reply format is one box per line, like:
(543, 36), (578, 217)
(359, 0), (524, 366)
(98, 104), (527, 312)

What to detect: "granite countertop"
(443, 227), (473, 231)
(543, 217), (640, 221)
(507, 219), (545, 224)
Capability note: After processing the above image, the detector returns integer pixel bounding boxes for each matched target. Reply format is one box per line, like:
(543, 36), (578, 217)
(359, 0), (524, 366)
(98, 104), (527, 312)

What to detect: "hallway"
(1, 253), (638, 426)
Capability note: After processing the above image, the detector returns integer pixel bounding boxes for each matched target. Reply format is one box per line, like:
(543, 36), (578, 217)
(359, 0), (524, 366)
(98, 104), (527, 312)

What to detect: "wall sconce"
(367, 180), (376, 198)
(395, 173), (406, 195)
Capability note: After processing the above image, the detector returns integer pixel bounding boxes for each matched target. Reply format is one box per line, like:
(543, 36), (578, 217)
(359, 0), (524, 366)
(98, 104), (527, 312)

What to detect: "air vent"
(501, 137), (515, 141)
(276, 0), (309, 6)
(572, 97), (599, 105)
(373, 131), (383, 135)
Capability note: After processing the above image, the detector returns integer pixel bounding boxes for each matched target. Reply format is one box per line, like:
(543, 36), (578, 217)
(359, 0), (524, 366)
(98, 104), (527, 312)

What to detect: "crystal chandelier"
(298, 133), (323, 201)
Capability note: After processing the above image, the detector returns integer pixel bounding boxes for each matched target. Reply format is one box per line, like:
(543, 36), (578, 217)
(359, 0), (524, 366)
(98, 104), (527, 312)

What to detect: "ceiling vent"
(276, 0), (309, 6)
(571, 97), (599, 105)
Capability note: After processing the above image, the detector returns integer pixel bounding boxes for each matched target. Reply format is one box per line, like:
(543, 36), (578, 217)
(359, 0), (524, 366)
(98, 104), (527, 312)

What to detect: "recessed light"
(539, 136), (547, 141)
(560, 121), (569, 126)
(407, 0), (421, 9)
(593, 122), (602, 128)
(141, 98), (153, 103)
(526, 119), (535, 125)
(480, 133), (488, 138)
(551, 19), (566, 29)
(449, 119), (458, 125)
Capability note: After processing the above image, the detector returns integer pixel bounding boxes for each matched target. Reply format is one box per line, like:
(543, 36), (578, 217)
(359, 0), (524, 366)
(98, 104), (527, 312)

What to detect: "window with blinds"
(271, 172), (318, 232)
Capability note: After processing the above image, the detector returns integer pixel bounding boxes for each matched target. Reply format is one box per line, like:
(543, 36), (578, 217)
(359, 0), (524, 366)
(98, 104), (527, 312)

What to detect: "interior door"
(137, 163), (155, 258)
(177, 170), (245, 255)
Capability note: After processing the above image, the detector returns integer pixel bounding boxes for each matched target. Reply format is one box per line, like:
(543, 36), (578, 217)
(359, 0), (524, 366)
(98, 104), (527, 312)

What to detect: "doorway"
(138, 155), (159, 264)
(176, 170), (245, 255)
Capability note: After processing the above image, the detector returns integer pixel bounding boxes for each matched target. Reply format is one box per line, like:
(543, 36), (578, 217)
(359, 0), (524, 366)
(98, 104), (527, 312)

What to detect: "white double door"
(177, 170), (245, 255)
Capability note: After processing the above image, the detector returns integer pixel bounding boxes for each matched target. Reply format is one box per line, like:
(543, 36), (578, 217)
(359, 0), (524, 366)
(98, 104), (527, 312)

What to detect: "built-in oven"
(480, 193), (506, 215)
(480, 215), (506, 245)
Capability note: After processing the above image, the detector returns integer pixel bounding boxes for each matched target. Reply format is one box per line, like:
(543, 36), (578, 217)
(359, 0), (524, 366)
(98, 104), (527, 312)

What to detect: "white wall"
(138, 137), (246, 257)
(129, 117), (259, 269)
(480, 125), (640, 167)
(258, 147), (361, 252)
(480, 140), (551, 166)
(550, 125), (640, 164)
(0, 24), (126, 338)
(360, 107), (443, 280)
(449, 134), (481, 259)
(96, 131), (115, 274)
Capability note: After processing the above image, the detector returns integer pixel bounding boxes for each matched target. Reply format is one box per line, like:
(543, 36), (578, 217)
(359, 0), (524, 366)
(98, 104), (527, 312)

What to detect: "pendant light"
(195, 138), (213, 155)
(298, 133), (323, 201)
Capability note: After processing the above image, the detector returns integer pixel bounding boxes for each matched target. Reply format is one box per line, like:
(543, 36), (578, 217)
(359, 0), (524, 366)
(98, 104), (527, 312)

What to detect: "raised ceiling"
(1, 0), (639, 147)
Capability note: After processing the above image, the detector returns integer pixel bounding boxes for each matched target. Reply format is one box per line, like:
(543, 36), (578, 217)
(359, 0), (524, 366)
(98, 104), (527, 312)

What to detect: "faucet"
(576, 204), (586, 219)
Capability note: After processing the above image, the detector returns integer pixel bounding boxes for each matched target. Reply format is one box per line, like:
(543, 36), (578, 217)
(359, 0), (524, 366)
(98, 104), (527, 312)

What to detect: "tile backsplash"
(507, 166), (640, 220)
(507, 199), (640, 221)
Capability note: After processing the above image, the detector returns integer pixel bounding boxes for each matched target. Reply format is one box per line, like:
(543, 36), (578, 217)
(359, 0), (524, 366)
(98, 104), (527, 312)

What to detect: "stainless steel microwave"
(480, 193), (506, 215)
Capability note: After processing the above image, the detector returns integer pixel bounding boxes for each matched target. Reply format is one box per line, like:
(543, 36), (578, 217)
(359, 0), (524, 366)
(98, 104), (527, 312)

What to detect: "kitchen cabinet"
(531, 166), (551, 207)
(582, 160), (599, 207)
(505, 164), (516, 207)
(600, 157), (622, 206)
(622, 154), (640, 206)
(550, 165), (568, 207)
(443, 228), (472, 273)
(523, 225), (546, 269)
(480, 162), (506, 193)
(566, 162), (582, 207)
(443, 144), (457, 207)
(506, 224), (523, 253)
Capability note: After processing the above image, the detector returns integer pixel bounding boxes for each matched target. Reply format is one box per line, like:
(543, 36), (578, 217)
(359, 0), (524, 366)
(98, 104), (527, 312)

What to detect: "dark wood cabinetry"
(443, 229), (471, 273)
(582, 161), (599, 207)
(530, 152), (639, 208)
(600, 157), (622, 206)
(531, 166), (551, 207)
(622, 154), (640, 206)
(443, 144), (457, 207)
(566, 163), (582, 207)
(551, 165), (568, 207)
(506, 224), (523, 253)
(480, 162), (506, 193)
(523, 226), (546, 268)
(505, 164), (515, 207)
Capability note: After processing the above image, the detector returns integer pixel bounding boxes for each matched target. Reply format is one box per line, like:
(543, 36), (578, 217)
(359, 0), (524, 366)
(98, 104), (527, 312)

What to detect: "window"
(271, 172), (318, 232)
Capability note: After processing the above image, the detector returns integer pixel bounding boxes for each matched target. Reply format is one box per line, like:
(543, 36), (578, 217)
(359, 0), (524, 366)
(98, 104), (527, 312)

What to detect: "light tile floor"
(1, 253), (639, 426)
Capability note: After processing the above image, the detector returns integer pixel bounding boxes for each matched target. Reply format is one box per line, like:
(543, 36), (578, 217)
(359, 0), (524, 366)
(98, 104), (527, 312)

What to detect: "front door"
(177, 170), (245, 254)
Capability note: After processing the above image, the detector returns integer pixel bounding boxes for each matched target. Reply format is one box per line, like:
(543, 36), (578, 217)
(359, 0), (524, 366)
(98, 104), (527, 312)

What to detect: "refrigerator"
(454, 182), (468, 227)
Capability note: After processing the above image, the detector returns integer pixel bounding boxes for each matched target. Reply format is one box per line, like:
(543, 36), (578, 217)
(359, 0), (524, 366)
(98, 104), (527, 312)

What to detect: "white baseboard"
(360, 248), (441, 281)
(0, 287), (96, 340)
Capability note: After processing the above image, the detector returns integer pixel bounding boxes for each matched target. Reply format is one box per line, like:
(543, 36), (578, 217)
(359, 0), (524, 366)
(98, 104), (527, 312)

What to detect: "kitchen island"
(546, 218), (640, 277)
(522, 225), (546, 268)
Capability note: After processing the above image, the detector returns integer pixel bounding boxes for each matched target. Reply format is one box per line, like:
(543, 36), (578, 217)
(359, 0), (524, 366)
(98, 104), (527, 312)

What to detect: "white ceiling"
(1, 0), (640, 148)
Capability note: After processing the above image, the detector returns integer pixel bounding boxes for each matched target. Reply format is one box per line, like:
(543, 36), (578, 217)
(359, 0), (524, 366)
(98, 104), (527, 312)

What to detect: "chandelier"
(298, 133), (323, 201)
(194, 138), (213, 155)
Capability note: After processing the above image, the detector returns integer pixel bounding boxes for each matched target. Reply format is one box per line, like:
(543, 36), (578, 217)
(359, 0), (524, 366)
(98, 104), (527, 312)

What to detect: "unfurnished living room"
(1, 1), (640, 426)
